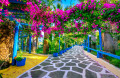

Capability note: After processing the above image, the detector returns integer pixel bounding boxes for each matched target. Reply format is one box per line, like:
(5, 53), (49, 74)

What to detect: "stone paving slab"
(17, 46), (118, 78)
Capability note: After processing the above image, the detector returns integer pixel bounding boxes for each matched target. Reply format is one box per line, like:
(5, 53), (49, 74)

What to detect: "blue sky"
(53, 0), (80, 10)
(61, 0), (80, 10)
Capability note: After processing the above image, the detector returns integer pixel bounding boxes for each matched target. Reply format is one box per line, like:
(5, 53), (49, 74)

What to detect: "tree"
(0, 19), (15, 62)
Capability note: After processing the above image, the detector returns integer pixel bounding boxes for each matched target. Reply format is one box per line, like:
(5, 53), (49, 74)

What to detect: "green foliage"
(57, 3), (62, 10)
(19, 51), (23, 57)
(110, 59), (120, 68)
(47, 37), (61, 53)
(91, 51), (97, 55)
(15, 57), (23, 61)
(115, 49), (120, 56)
(36, 47), (43, 54)
(65, 37), (75, 48)
(118, 43), (120, 46)
(104, 56), (113, 60)
(15, 51), (24, 61)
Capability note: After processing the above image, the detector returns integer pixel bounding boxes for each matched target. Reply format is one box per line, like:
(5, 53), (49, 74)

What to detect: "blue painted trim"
(9, 0), (26, 4)
(0, 12), (26, 19)
(12, 23), (19, 65)
(3, 8), (28, 13)
(1, 9), (16, 21)
(1, 10), (43, 28)
(99, 28), (102, 51)
(1, 9), (23, 28)
(98, 28), (103, 58)
(29, 35), (32, 54)
(87, 35), (90, 52)
(84, 46), (120, 60)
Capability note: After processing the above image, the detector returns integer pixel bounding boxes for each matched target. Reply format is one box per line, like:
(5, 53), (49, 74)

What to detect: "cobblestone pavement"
(17, 46), (118, 78)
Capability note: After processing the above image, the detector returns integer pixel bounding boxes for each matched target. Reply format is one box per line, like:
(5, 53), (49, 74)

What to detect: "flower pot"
(65, 49), (67, 52)
(59, 51), (62, 55)
(16, 57), (26, 66)
(53, 53), (58, 57)
(63, 50), (65, 53)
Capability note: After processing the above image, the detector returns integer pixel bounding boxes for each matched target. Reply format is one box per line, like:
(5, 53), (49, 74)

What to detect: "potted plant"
(63, 47), (66, 53)
(53, 51), (58, 57)
(14, 51), (26, 66)
(47, 37), (61, 57)
(53, 41), (59, 57)
(14, 57), (26, 66)
(51, 45), (59, 57)
(59, 50), (63, 55)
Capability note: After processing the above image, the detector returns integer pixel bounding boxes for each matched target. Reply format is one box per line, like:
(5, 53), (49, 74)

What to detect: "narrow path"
(17, 46), (118, 78)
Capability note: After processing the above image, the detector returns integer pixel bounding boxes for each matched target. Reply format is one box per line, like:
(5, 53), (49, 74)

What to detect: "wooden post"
(97, 28), (103, 58)
(87, 35), (90, 52)
(12, 23), (19, 66)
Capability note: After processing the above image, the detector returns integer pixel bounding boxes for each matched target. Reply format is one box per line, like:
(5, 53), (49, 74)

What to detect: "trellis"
(0, 0), (43, 65)
(0, 0), (120, 66)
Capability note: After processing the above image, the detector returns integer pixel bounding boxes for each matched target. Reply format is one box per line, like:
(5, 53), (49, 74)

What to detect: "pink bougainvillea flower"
(118, 9), (120, 13)
(17, 19), (21, 22)
(83, 6), (85, 9)
(117, 26), (119, 29)
(103, 3), (116, 9)
(0, 19), (3, 23)
(0, 9), (2, 11)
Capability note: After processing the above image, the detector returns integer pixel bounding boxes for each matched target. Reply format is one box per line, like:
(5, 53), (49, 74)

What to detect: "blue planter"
(16, 57), (26, 66)
(64, 50), (66, 52)
(63, 50), (65, 53)
(62, 50), (64, 53)
(61, 50), (64, 53)
(53, 53), (58, 57)
(64, 49), (66, 52)
(59, 51), (62, 55)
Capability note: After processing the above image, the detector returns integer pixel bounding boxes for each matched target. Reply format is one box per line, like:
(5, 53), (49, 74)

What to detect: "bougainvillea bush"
(0, 0), (120, 37)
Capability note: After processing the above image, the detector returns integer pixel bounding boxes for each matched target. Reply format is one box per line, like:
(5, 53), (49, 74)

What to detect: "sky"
(61, 0), (80, 10)
(52, 0), (80, 10)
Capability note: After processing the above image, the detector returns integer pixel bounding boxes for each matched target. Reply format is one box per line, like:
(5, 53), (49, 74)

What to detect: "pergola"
(0, 0), (120, 66)
(1, 0), (43, 65)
